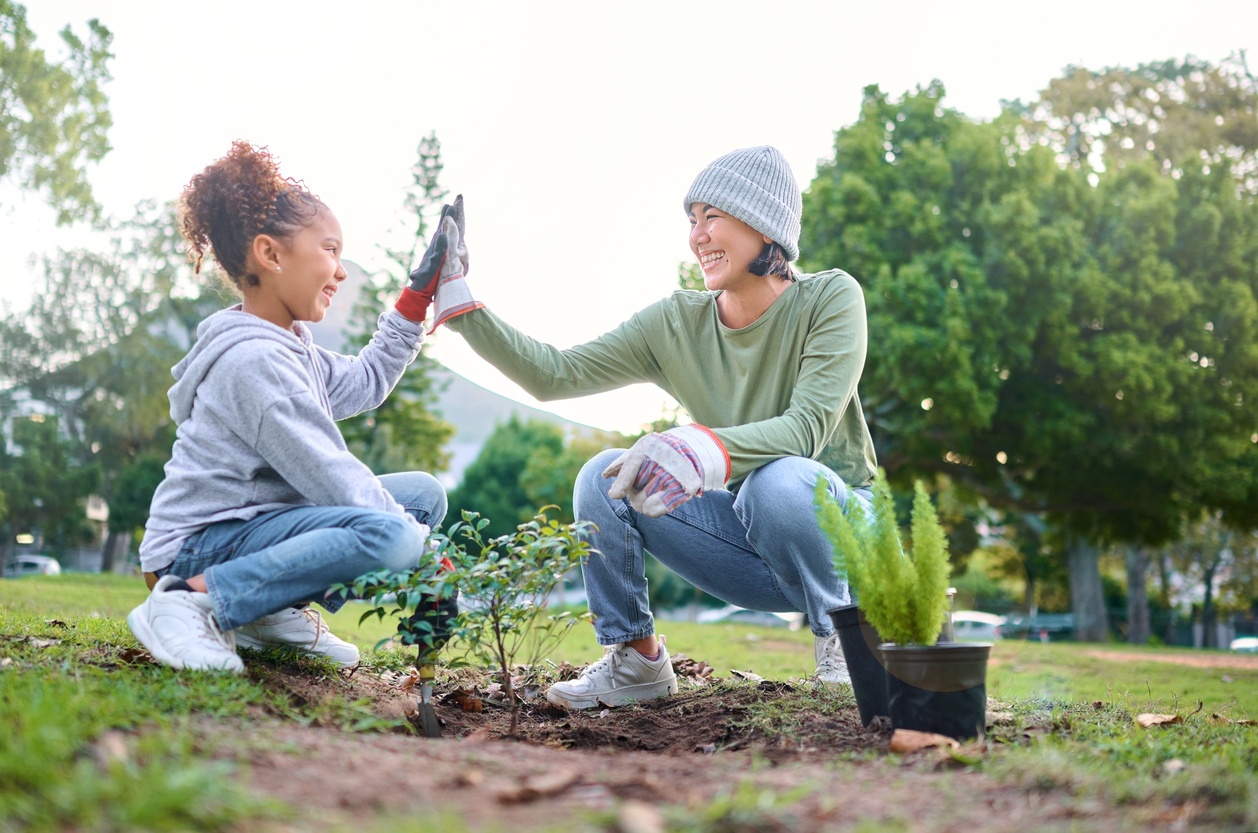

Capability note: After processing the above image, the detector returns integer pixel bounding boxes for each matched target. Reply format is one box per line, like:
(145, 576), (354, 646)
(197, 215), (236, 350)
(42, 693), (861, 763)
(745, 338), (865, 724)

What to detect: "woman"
(436, 146), (877, 707)
(128, 142), (454, 672)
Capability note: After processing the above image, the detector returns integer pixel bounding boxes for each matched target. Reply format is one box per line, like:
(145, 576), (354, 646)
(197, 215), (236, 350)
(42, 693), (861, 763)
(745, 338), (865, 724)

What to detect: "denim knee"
(573, 448), (624, 522)
(368, 514), (428, 574)
(379, 470), (448, 529)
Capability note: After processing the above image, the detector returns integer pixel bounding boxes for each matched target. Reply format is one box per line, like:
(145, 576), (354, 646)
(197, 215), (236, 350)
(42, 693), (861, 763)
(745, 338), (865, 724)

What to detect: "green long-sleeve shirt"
(447, 269), (877, 489)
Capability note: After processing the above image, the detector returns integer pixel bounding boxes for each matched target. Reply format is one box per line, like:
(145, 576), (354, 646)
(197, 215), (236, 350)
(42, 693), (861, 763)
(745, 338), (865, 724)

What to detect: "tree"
(338, 132), (453, 476)
(1018, 52), (1258, 194)
(0, 198), (221, 564)
(801, 72), (1258, 641)
(448, 416), (566, 540)
(0, 414), (98, 555)
(520, 428), (623, 526)
(1165, 512), (1258, 648)
(0, 1), (113, 223)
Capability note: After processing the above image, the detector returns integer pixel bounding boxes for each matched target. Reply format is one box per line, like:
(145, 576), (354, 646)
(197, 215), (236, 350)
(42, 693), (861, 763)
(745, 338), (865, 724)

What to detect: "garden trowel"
(401, 558), (459, 739)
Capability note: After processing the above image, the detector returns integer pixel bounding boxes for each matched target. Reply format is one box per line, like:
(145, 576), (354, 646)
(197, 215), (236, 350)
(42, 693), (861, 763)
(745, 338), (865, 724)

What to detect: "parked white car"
(2, 554), (62, 578)
(696, 605), (803, 629)
(1229, 636), (1258, 654)
(950, 610), (1006, 641)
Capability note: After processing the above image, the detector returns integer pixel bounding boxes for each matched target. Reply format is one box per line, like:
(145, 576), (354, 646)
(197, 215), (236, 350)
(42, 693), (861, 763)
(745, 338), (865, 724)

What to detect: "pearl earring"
(276, 266), (282, 273)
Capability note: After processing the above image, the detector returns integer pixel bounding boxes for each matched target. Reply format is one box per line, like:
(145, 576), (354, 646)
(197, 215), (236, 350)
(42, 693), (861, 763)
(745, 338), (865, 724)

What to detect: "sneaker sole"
(545, 678), (678, 710)
(126, 606), (243, 674)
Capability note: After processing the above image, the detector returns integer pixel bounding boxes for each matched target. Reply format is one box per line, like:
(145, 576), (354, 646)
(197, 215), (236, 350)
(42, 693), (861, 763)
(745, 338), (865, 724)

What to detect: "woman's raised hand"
(430, 195), (482, 331)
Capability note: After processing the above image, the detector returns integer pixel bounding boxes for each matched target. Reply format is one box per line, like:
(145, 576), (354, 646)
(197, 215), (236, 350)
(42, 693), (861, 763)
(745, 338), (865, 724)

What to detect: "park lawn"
(4, 572), (1258, 832)
(4, 572), (1257, 714)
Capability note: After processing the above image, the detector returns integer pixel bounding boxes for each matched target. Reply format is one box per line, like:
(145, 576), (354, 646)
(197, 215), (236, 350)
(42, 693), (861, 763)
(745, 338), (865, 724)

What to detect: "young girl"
(127, 141), (454, 673)
(431, 146), (877, 707)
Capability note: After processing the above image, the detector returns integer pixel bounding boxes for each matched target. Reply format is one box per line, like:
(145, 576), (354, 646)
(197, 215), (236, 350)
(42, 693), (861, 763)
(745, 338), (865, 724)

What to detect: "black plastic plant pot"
(880, 642), (992, 741)
(827, 604), (888, 726)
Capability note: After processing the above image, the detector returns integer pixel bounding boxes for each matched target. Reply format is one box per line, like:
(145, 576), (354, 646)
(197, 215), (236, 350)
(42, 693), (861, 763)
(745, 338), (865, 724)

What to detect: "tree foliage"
(0, 1), (113, 223)
(0, 200), (221, 560)
(338, 132), (454, 476)
(802, 76), (1258, 547)
(1018, 52), (1258, 193)
(448, 416), (567, 540)
(801, 65), (1258, 638)
(0, 414), (98, 554)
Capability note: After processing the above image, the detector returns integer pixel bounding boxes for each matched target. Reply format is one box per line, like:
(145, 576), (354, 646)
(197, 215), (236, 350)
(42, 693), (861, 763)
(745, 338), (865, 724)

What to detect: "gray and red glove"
(603, 424), (730, 517)
(394, 203), (453, 323)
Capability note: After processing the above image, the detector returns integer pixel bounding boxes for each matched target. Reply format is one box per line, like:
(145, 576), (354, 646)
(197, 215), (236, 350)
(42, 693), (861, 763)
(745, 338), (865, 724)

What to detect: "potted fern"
(817, 470), (991, 740)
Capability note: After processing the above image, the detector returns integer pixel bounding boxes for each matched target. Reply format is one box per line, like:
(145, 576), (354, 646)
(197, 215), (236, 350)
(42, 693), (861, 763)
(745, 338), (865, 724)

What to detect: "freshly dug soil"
(205, 654), (1229, 832)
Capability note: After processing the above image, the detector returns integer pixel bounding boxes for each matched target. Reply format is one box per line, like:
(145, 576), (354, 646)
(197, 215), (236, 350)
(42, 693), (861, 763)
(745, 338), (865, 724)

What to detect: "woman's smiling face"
(688, 202), (771, 292)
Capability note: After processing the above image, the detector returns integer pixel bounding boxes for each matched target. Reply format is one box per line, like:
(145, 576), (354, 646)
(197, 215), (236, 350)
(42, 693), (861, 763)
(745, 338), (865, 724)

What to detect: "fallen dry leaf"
(671, 653), (715, 682)
(729, 669), (764, 682)
(1137, 713), (1183, 728)
(1207, 713), (1257, 727)
(889, 729), (960, 753)
(450, 769), (485, 788)
(117, 647), (150, 664)
(496, 768), (580, 804)
(1160, 758), (1187, 776)
(454, 689), (483, 713)
(616, 799), (666, 833)
(86, 730), (131, 769)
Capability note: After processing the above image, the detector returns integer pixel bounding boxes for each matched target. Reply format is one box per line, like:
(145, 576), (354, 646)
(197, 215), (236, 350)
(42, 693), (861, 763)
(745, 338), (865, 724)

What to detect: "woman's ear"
(252, 233), (282, 275)
(762, 234), (773, 246)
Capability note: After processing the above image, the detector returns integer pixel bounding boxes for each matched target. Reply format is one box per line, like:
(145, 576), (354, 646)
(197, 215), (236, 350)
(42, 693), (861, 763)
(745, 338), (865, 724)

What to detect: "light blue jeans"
(158, 472), (447, 631)
(575, 449), (872, 644)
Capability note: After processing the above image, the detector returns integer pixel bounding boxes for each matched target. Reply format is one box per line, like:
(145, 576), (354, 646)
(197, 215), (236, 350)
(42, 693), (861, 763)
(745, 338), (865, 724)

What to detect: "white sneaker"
(126, 575), (243, 673)
(546, 636), (678, 709)
(814, 633), (851, 684)
(233, 607), (360, 668)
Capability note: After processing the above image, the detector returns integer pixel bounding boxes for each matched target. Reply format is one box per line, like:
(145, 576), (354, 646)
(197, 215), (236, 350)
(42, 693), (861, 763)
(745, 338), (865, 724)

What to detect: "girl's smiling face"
(688, 202), (772, 293)
(247, 207), (347, 330)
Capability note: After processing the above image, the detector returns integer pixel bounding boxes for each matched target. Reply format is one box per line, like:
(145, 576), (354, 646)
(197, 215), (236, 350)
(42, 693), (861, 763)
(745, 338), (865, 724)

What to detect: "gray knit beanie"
(683, 145), (802, 261)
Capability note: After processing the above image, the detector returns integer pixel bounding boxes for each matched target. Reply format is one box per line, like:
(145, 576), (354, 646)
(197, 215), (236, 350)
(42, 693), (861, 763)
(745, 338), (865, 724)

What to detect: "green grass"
(5, 573), (1256, 713)
(0, 604), (286, 832)
(986, 640), (1258, 716)
(4, 573), (1258, 831)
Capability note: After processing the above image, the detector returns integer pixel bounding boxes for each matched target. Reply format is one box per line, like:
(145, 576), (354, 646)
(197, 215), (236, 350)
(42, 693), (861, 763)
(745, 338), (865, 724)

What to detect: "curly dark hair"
(177, 141), (325, 290)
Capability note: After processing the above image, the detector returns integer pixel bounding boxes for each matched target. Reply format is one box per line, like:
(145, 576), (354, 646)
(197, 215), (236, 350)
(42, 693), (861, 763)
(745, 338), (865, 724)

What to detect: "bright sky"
(4, 1), (1255, 433)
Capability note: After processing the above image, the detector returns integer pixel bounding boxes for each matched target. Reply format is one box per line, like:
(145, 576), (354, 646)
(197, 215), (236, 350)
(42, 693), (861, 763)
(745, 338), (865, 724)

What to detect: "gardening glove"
(429, 194), (483, 333)
(602, 424), (730, 518)
(393, 207), (452, 323)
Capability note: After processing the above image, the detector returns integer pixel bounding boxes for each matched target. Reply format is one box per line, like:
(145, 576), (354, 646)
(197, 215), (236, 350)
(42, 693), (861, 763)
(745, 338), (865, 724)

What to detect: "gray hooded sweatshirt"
(139, 306), (426, 573)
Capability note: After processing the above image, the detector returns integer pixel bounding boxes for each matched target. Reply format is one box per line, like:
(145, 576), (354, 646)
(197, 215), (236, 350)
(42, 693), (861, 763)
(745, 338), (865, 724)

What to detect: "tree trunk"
(1125, 545), (1151, 644)
(1201, 555), (1221, 649)
(100, 529), (121, 573)
(1068, 539), (1109, 642)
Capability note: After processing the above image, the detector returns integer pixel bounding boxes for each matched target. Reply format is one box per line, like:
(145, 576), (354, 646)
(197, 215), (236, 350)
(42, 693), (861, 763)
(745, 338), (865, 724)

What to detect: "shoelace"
(183, 596), (234, 653)
(576, 645), (624, 684)
(298, 607), (328, 648)
(816, 635), (845, 670)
